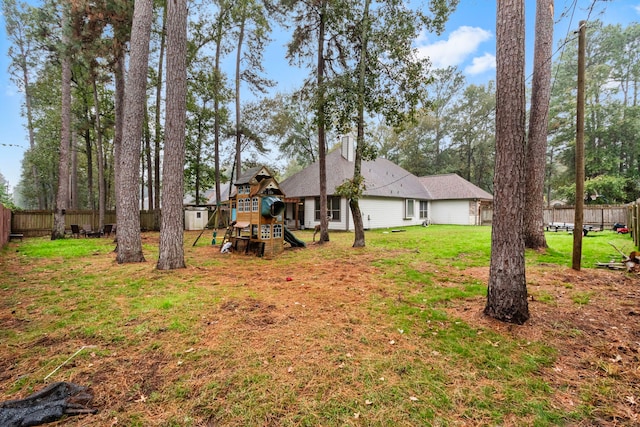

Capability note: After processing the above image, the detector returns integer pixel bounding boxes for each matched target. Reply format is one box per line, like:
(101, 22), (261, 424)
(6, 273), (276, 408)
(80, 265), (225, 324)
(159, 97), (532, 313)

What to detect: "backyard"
(0, 225), (638, 426)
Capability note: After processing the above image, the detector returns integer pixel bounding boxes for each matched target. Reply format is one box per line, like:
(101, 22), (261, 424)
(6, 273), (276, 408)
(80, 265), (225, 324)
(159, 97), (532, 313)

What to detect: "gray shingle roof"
(280, 149), (432, 200)
(183, 186), (231, 205)
(418, 174), (493, 200)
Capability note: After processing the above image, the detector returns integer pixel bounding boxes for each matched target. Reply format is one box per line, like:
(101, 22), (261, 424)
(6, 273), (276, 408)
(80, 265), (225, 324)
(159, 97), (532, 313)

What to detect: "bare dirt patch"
(449, 266), (640, 424)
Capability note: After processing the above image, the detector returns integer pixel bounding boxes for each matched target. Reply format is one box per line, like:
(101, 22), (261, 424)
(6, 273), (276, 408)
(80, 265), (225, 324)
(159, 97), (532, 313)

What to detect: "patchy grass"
(0, 226), (638, 426)
(10, 236), (114, 259)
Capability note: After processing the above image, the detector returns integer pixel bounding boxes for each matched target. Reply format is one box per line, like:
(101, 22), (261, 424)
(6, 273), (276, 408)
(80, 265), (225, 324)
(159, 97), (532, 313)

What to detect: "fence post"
(631, 201), (640, 248)
(0, 203), (10, 247)
(600, 207), (603, 230)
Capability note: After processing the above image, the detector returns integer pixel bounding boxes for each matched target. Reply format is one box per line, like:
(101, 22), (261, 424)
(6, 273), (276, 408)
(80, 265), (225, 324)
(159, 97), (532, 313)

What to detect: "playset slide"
(283, 226), (306, 247)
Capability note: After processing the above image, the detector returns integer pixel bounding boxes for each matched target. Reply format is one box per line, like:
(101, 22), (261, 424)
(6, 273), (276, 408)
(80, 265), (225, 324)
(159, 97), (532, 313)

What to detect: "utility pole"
(572, 20), (586, 271)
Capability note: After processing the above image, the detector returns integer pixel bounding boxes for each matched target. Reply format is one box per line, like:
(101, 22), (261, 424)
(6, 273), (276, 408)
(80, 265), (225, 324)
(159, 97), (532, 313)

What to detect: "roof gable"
(418, 174), (493, 200)
(235, 166), (274, 185)
(234, 165), (284, 197)
(254, 177), (284, 196)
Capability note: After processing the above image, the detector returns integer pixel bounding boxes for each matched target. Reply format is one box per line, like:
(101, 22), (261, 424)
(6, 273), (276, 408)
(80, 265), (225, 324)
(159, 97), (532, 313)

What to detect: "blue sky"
(1, 0), (639, 192)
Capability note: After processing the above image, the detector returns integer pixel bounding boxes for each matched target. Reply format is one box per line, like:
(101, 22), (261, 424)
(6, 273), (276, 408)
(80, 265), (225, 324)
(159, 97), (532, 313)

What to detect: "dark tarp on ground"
(0, 381), (96, 427)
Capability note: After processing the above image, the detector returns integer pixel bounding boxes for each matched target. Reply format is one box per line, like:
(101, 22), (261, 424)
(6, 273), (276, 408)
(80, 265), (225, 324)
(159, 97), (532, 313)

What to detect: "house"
(280, 136), (432, 230)
(418, 174), (493, 225)
(279, 135), (493, 230)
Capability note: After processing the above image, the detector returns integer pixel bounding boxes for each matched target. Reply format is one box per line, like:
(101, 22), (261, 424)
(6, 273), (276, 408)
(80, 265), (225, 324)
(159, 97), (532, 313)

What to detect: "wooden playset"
(223, 166), (304, 257)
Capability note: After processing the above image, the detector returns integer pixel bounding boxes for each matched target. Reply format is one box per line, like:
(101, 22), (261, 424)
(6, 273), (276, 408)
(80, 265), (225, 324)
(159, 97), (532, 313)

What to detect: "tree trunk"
(350, 0), (371, 248)
(214, 100), (221, 208)
(114, 46), (125, 230)
(214, 16), (224, 208)
(84, 116), (94, 211)
(70, 132), (78, 210)
(154, 3), (166, 229)
(141, 139), (145, 208)
(317, 2), (329, 243)
(524, 0), (553, 250)
(157, 0), (187, 270)
(52, 6), (72, 240)
(350, 199), (365, 245)
(572, 21), (587, 271)
(235, 11), (246, 180)
(195, 116), (203, 205)
(116, 0), (153, 263)
(144, 105), (153, 212)
(91, 69), (106, 230)
(23, 58), (44, 210)
(484, 0), (529, 324)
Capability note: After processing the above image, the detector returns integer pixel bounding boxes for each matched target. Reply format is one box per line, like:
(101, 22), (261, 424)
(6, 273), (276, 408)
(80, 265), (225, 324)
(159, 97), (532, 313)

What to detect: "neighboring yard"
(0, 226), (638, 426)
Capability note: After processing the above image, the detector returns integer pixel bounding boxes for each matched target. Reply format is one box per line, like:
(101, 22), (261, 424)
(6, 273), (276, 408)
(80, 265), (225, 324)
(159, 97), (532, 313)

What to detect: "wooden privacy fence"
(11, 210), (161, 237)
(544, 204), (638, 250)
(0, 203), (11, 247)
(543, 205), (628, 228)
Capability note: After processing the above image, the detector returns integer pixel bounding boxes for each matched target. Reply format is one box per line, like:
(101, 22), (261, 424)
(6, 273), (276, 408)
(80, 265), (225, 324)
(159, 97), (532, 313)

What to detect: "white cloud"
(464, 53), (496, 75)
(635, 4), (640, 14)
(416, 26), (492, 69)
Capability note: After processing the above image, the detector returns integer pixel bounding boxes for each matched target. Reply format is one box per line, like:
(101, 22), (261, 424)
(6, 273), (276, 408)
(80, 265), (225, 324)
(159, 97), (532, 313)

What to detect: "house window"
(261, 224), (271, 239)
(314, 196), (341, 221)
(237, 198), (244, 212)
(405, 199), (415, 218)
(419, 201), (428, 219)
(273, 224), (282, 239)
(252, 197), (259, 212)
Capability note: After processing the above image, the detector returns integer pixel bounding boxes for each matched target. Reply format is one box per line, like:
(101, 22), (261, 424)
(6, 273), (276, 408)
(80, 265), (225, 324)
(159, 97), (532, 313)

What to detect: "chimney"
(340, 134), (354, 162)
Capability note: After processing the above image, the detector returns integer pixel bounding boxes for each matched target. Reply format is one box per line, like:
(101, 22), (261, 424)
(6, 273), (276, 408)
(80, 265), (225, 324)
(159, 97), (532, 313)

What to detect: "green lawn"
(0, 226), (635, 426)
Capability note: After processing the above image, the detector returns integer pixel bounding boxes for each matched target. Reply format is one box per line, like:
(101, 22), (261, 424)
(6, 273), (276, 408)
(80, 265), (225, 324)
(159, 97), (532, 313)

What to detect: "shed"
(184, 207), (209, 230)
